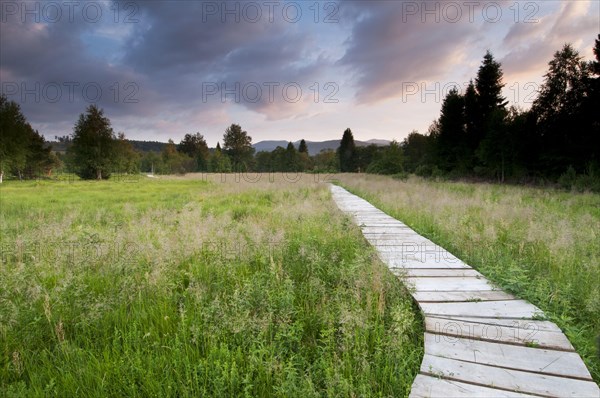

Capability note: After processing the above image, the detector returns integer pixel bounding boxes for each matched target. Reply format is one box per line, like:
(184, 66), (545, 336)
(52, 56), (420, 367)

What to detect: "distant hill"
(129, 140), (168, 152)
(253, 139), (391, 155)
(49, 138), (391, 155)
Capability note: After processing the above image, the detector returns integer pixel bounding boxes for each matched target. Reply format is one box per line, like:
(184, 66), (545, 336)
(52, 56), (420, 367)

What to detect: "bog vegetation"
(0, 175), (423, 396)
(336, 173), (600, 382)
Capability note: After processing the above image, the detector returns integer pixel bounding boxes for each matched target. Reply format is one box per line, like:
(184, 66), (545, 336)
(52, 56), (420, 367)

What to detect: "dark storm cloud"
(0, 3), (152, 131)
(0, 0), (336, 134)
(118, 0), (333, 119)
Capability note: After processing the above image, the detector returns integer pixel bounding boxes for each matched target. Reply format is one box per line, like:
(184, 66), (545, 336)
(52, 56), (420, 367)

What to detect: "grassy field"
(0, 174), (422, 397)
(335, 174), (600, 382)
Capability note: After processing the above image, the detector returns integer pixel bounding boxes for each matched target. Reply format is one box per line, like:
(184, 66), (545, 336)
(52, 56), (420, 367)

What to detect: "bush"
(414, 164), (443, 179)
(558, 165), (577, 190)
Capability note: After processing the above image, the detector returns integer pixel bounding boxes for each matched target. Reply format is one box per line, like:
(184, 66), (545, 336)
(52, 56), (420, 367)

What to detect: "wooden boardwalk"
(330, 185), (600, 398)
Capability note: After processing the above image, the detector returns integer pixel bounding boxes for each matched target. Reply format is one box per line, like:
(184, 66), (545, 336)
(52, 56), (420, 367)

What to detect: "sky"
(1, 0), (598, 145)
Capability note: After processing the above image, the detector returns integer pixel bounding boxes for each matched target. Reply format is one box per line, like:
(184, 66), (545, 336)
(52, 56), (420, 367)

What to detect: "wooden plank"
(361, 226), (413, 234)
(374, 244), (444, 252)
(420, 300), (542, 319)
(402, 277), (496, 292)
(365, 236), (429, 244)
(377, 249), (465, 263)
(424, 333), (593, 380)
(353, 215), (398, 219)
(412, 290), (516, 302)
(381, 254), (469, 268)
(363, 231), (420, 237)
(425, 317), (574, 351)
(368, 240), (432, 247)
(409, 374), (536, 398)
(400, 268), (483, 277)
(384, 258), (471, 269)
(420, 354), (600, 397)
(433, 316), (562, 333)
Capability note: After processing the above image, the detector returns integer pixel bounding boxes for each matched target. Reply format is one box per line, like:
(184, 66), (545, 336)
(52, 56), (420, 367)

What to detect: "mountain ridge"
(253, 139), (391, 155)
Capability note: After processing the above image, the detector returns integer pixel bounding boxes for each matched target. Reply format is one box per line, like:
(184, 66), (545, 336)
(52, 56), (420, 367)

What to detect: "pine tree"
(337, 128), (357, 172)
(436, 87), (465, 172)
(68, 104), (116, 179)
(0, 95), (29, 181)
(464, 80), (479, 148)
(297, 139), (311, 171)
(532, 44), (591, 173)
(298, 139), (308, 154)
(285, 142), (300, 172)
(476, 51), (507, 121)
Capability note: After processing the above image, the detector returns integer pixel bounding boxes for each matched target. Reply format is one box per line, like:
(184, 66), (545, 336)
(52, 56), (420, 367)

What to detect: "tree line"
(399, 35), (600, 189)
(1, 35), (598, 189)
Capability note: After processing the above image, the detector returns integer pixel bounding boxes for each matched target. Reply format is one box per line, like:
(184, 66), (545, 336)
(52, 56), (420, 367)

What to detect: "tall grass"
(336, 174), (600, 382)
(0, 174), (422, 397)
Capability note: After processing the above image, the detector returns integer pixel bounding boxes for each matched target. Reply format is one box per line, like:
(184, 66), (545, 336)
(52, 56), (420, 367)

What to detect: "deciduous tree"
(223, 124), (254, 171)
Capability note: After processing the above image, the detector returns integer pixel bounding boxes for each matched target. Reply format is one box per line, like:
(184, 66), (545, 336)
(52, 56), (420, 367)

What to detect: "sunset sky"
(1, 0), (598, 145)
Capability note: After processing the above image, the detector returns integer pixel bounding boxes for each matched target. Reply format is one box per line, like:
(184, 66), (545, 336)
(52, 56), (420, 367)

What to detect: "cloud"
(336, 1), (479, 104)
(1, 0), (597, 142)
(501, 1), (599, 80)
(119, 1), (335, 120)
(0, 4), (153, 129)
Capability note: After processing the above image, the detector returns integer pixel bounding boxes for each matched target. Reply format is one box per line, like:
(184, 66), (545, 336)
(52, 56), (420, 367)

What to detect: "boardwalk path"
(330, 185), (600, 398)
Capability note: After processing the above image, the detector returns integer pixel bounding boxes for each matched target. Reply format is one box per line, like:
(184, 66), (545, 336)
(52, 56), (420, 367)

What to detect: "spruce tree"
(68, 104), (116, 179)
(338, 128), (357, 172)
(298, 139), (308, 154)
(436, 87), (465, 172)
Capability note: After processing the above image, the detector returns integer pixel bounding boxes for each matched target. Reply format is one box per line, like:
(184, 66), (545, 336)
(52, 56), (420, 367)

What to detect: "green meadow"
(2, 173), (599, 396)
(0, 175), (422, 397)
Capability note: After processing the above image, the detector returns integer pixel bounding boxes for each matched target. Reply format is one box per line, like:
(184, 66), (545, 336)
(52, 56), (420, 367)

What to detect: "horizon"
(1, 1), (598, 145)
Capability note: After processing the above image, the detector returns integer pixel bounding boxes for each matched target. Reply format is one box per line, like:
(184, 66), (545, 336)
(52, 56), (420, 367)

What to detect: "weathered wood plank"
(399, 268), (483, 277)
(420, 300), (542, 319)
(424, 317), (574, 350)
(374, 244), (447, 253)
(412, 290), (516, 302)
(383, 257), (471, 269)
(432, 316), (562, 333)
(403, 277), (496, 292)
(369, 240), (433, 249)
(361, 226), (414, 234)
(409, 374), (536, 398)
(424, 333), (593, 380)
(378, 251), (466, 265)
(420, 354), (600, 397)
(367, 236), (432, 243)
